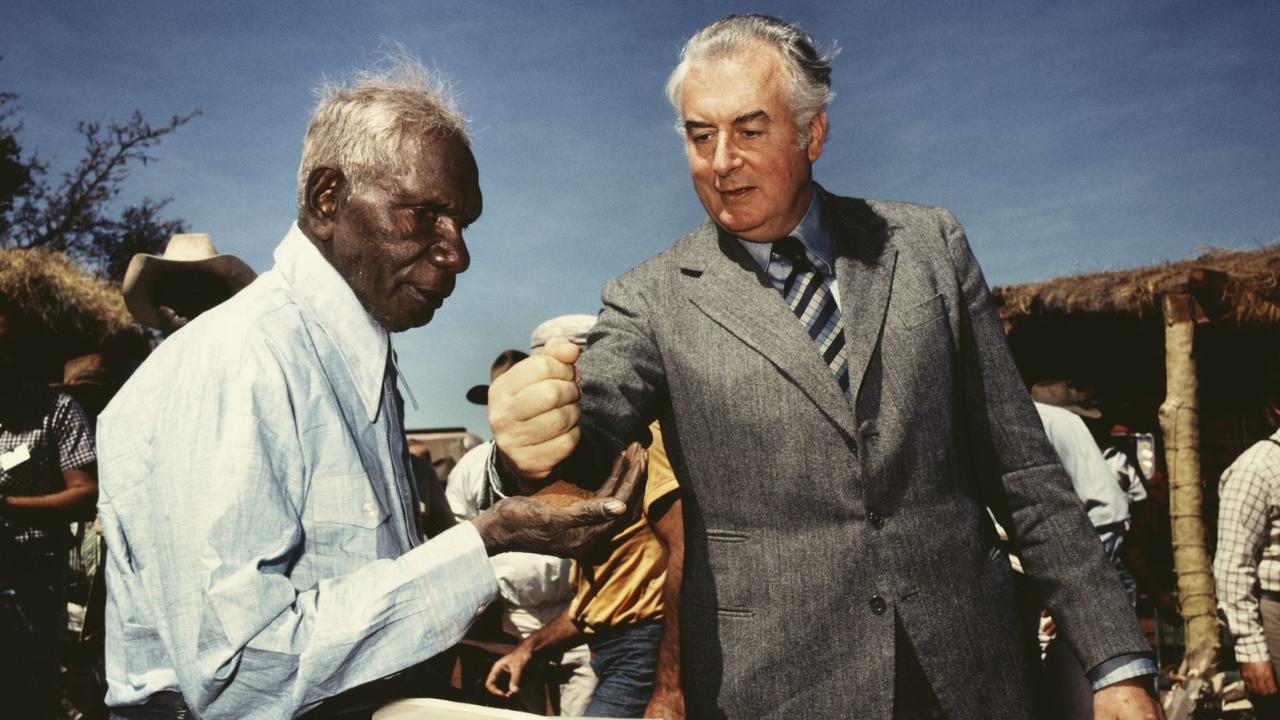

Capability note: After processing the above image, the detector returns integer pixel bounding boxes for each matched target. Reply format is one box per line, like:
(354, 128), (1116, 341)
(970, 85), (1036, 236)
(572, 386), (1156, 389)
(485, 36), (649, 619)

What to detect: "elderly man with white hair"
(95, 60), (638, 720)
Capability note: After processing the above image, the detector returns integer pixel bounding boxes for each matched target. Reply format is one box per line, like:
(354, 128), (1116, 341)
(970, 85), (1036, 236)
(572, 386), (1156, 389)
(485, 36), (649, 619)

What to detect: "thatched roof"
(994, 242), (1280, 327)
(0, 247), (144, 356)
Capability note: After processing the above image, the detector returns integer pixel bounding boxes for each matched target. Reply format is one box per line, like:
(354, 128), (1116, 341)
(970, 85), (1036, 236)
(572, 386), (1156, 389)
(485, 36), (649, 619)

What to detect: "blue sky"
(4, 1), (1278, 434)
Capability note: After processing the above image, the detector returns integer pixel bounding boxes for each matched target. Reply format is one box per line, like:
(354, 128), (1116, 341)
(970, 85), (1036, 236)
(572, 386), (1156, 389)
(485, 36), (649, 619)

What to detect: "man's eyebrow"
(683, 111), (769, 132)
(734, 110), (769, 124)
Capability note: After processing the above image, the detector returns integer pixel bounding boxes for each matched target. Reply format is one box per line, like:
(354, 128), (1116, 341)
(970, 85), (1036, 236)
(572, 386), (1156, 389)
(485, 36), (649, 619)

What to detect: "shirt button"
(869, 595), (888, 615)
(362, 502), (377, 517)
(868, 510), (885, 530)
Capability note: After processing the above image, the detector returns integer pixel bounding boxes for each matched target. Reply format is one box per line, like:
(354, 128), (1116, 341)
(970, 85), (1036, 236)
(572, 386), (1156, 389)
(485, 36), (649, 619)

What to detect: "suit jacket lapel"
(825, 190), (898, 408)
(677, 220), (859, 441)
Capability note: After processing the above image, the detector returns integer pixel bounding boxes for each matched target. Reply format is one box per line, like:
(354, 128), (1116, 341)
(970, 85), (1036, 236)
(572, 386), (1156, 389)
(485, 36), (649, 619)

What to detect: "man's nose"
(430, 222), (471, 274)
(712, 135), (741, 176)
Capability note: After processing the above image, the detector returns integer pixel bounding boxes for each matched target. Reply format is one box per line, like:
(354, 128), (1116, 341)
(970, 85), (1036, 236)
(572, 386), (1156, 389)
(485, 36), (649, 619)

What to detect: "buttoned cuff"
(402, 522), (499, 638)
(1087, 654), (1158, 691)
(1231, 634), (1272, 664)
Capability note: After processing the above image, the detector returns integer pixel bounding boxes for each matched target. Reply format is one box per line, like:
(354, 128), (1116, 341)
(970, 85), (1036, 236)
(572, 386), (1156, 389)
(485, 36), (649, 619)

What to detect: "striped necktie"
(772, 236), (850, 396)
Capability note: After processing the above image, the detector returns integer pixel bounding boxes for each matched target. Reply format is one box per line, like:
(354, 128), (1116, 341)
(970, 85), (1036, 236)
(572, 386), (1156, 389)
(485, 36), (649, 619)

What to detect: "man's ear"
(806, 110), (828, 164)
(301, 167), (345, 242)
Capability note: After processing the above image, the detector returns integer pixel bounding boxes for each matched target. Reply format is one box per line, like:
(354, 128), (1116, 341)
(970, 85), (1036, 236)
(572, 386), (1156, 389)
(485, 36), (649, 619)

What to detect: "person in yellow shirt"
(486, 420), (682, 717)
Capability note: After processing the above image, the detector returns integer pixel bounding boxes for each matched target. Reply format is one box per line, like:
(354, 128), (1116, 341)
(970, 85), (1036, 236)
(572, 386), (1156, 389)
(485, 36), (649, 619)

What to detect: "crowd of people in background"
(2, 11), (1278, 720)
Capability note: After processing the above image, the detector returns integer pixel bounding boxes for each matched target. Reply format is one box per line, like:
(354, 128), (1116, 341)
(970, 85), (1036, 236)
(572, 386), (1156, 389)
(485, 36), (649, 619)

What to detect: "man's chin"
(716, 213), (771, 242)
(385, 308), (437, 333)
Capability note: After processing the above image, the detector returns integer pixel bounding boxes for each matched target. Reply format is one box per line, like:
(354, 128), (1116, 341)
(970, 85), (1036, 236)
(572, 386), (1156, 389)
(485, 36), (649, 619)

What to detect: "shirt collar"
(273, 222), (390, 422)
(735, 187), (835, 279)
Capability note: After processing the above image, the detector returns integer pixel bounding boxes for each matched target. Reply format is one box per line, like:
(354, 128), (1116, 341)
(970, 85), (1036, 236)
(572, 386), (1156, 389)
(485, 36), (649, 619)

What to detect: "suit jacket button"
(868, 510), (885, 529)
(869, 595), (887, 615)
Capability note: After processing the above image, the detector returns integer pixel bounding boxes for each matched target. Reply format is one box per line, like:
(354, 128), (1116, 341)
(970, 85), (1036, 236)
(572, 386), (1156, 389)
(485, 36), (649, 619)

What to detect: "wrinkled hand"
(1241, 660), (1279, 697)
(473, 443), (646, 557)
(645, 687), (685, 719)
(489, 337), (582, 481)
(1093, 679), (1163, 719)
(485, 641), (534, 698)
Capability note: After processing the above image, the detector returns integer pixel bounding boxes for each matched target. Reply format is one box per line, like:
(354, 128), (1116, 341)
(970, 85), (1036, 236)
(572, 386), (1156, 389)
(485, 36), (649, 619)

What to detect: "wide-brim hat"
(466, 348), (530, 405)
(465, 384), (490, 405)
(50, 353), (109, 387)
(122, 233), (256, 330)
(1031, 379), (1102, 419)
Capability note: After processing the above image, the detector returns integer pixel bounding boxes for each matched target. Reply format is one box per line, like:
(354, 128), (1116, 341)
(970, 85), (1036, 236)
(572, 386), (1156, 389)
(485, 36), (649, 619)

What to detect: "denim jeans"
(584, 622), (663, 718)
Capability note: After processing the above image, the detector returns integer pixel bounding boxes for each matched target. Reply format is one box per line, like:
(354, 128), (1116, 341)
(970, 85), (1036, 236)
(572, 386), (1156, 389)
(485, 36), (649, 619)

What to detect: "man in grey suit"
(489, 14), (1161, 720)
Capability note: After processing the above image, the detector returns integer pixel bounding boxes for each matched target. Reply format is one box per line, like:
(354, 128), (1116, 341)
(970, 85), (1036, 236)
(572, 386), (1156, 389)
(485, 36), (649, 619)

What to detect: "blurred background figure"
(121, 232), (255, 338)
(466, 349), (528, 406)
(1030, 380), (1134, 720)
(485, 314), (684, 718)
(448, 340), (593, 715)
(1215, 354), (1280, 718)
(0, 293), (99, 719)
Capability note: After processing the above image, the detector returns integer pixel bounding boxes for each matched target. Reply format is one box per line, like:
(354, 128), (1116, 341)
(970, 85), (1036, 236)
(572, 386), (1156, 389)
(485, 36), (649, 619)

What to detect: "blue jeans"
(585, 622), (663, 718)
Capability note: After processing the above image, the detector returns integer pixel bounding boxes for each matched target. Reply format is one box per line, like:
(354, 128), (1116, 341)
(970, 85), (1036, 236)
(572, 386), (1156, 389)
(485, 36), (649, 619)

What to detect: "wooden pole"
(1158, 293), (1219, 676)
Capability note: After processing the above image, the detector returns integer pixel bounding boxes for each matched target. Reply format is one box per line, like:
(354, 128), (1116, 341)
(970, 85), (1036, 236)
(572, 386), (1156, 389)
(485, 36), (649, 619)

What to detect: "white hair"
(664, 14), (839, 148)
(296, 53), (469, 209)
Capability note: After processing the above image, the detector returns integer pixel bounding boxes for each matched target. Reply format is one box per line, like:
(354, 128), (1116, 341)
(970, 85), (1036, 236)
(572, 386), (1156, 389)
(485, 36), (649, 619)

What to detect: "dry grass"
(994, 243), (1280, 327)
(0, 248), (140, 345)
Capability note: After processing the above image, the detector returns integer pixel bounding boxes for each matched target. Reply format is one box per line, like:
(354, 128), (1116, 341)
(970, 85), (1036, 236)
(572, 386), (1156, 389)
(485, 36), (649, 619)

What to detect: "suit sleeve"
(939, 210), (1151, 672)
(561, 270), (668, 485)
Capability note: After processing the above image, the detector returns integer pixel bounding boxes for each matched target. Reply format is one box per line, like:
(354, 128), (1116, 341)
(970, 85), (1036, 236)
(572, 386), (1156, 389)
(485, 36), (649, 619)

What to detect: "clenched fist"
(488, 336), (584, 480)
(472, 443), (647, 558)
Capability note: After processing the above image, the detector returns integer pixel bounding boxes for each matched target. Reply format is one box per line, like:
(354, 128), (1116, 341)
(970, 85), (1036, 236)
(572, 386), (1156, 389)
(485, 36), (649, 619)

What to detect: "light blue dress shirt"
(738, 188), (1156, 691)
(97, 223), (498, 718)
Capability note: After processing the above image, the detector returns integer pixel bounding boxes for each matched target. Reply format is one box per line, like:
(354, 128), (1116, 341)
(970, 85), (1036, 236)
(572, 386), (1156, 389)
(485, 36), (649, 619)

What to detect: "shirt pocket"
(307, 474), (390, 564)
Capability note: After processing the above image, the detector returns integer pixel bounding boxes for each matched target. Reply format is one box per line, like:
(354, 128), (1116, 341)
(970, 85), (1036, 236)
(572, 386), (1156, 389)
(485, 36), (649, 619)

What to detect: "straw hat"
(122, 234), (256, 330)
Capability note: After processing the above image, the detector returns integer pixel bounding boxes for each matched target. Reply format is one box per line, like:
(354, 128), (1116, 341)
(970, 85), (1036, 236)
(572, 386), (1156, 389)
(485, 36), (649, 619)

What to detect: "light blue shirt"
(737, 188), (836, 290)
(97, 223), (497, 718)
(742, 186), (1155, 690)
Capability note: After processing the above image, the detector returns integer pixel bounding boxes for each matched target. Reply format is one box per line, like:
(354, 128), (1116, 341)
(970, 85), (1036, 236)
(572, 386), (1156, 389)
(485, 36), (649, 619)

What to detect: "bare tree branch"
(0, 68), (198, 281)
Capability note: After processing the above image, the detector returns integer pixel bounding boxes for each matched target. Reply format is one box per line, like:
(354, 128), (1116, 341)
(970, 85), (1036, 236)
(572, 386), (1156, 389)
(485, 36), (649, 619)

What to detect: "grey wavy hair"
(296, 55), (469, 209)
(664, 14), (839, 148)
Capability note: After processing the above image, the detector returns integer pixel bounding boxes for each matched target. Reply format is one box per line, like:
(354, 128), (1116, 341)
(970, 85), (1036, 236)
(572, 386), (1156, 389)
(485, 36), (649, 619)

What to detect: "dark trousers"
(0, 556), (66, 720)
(585, 621), (663, 718)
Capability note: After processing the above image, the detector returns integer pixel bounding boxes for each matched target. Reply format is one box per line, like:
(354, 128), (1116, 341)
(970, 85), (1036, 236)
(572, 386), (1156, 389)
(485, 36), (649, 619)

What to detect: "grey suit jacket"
(569, 188), (1149, 720)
